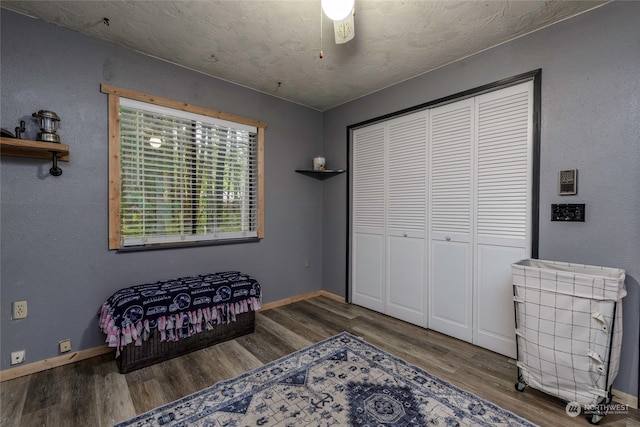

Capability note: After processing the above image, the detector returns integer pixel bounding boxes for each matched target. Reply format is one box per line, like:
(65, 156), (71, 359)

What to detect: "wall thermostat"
(559, 169), (577, 195)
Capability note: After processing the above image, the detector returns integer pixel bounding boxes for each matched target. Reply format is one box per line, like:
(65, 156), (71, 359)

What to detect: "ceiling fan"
(321, 0), (355, 48)
(320, 0), (356, 59)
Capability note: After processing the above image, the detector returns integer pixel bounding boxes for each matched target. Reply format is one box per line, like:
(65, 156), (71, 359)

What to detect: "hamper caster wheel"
(587, 413), (603, 425)
(514, 382), (526, 392)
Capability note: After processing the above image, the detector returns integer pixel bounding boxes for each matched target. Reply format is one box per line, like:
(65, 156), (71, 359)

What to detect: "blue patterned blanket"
(98, 271), (261, 356)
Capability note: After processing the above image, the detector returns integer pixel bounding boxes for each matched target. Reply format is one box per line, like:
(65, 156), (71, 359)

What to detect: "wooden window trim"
(101, 84), (266, 250)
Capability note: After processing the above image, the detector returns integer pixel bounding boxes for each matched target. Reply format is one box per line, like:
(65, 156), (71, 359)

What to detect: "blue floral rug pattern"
(116, 332), (536, 426)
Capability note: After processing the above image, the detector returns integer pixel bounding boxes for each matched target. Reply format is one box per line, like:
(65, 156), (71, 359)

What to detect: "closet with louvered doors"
(428, 81), (533, 358)
(351, 111), (428, 327)
(350, 81), (534, 358)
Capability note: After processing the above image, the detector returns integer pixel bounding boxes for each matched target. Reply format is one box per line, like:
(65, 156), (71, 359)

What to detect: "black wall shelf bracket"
(295, 169), (345, 180)
(50, 151), (63, 176)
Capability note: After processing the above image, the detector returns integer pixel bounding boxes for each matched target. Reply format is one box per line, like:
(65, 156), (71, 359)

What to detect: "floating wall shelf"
(295, 169), (345, 180)
(0, 137), (70, 161)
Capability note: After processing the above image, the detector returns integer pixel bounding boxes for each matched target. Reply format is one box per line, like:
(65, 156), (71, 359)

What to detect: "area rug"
(116, 332), (536, 426)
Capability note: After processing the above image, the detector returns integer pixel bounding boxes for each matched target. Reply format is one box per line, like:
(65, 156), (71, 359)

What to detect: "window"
(102, 84), (265, 250)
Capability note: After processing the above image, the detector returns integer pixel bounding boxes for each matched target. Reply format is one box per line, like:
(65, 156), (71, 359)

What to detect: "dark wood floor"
(1, 296), (638, 426)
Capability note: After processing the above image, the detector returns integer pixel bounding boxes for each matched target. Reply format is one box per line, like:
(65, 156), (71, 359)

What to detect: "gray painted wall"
(1, 10), (324, 370)
(2, 1), (638, 400)
(322, 2), (639, 397)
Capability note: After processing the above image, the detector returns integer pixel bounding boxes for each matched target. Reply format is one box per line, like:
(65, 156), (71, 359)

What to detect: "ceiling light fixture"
(319, 0), (355, 57)
(321, 0), (354, 21)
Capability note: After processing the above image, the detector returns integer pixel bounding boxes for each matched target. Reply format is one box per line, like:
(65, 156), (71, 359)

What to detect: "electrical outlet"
(12, 300), (28, 319)
(304, 257), (310, 268)
(59, 339), (72, 353)
(11, 350), (25, 365)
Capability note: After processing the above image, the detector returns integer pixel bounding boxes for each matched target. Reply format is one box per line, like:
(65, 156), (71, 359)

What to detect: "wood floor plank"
(259, 305), (341, 343)
(350, 317), (463, 376)
(16, 407), (59, 427)
(289, 300), (357, 334)
(253, 311), (315, 350)
(126, 377), (167, 416)
(151, 357), (201, 403)
(58, 361), (98, 426)
(258, 308), (327, 345)
(239, 318), (301, 363)
(1, 295), (638, 427)
(0, 375), (29, 427)
(177, 350), (231, 390)
(303, 295), (362, 320)
(93, 353), (136, 426)
(19, 368), (60, 415)
(200, 338), (264, 380)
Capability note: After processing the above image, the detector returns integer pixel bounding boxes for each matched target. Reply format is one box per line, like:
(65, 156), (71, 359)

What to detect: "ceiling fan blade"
(333, 13), (355, 44)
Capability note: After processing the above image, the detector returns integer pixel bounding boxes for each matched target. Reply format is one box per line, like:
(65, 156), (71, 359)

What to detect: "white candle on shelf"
(313, 156), (326, 170)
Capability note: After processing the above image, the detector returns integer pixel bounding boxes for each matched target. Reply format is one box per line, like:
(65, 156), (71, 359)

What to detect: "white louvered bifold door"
(385, 111), (428, 326)
(473, 81), (533, 358)
(351, 81), (533, 358)
(352, 123), (387, 312)
(428, 98), (475, 342)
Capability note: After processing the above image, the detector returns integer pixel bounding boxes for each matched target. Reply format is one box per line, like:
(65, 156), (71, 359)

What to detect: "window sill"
(116, 237), (261, 252)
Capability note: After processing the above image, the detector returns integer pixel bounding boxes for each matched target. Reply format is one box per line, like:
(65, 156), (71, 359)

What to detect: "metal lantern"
(32, 110), (63, 176)
(32, 110), (61, 143)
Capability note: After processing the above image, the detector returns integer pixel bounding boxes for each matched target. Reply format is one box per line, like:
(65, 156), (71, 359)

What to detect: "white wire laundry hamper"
(512, 259), (626, 424)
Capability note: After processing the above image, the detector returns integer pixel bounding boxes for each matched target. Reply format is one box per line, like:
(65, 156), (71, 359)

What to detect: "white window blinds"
(119, 98), (258, 247)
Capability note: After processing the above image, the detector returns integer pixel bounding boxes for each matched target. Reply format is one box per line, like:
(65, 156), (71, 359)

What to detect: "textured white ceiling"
(1, 1), (607, 111)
